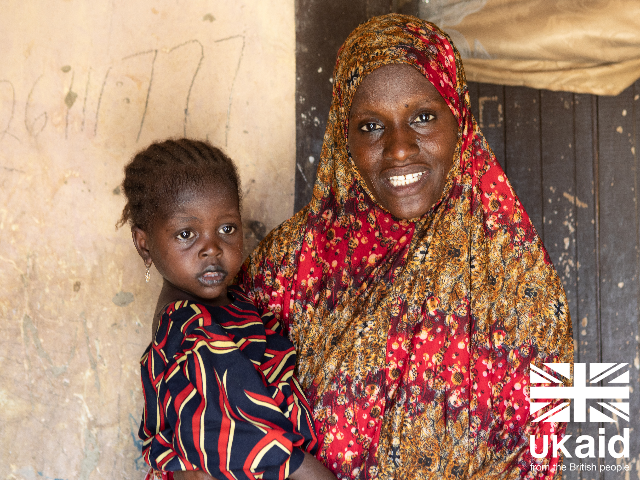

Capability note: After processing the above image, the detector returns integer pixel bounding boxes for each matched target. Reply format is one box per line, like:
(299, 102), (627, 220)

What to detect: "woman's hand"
(288, 451), (338, 480)
(172, 471), (218, 480)
(170, 451), (336, 480)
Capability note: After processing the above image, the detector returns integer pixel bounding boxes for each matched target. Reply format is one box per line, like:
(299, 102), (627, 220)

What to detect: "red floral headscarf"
(241, 13), (572, 479)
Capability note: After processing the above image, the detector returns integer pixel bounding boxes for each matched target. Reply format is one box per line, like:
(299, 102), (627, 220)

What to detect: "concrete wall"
(0, 1), (295, 478)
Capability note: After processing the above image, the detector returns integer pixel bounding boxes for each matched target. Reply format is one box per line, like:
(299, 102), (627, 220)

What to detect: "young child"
(118, 139), (336, 480)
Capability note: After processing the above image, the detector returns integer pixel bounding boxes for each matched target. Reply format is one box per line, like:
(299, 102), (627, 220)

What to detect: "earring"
(145, 265), (151, 283)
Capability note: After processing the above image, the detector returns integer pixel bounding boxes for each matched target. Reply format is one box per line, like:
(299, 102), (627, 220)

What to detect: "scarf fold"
(241, 13), (572, 479)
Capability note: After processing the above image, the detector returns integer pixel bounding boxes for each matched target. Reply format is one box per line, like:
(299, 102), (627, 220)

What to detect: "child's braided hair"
(117, 139), (241, 230)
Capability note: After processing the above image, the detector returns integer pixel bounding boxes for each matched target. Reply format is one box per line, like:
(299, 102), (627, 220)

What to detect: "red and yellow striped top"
(139, 286), (318, 479)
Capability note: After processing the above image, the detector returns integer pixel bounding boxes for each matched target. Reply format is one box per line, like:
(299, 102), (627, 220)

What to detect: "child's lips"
(198, 266), (227, 286)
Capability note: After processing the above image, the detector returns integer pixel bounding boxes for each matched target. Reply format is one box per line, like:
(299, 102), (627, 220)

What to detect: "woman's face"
(348, 64), (459, 219)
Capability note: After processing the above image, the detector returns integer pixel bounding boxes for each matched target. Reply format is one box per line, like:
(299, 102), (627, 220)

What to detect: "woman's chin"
(380, 190), (438, 220)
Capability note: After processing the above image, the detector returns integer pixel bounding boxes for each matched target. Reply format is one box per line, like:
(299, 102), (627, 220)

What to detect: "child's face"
(139, 183), (243, 305)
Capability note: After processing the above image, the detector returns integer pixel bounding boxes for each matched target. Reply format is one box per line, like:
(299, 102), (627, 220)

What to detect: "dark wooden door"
(467, 82), (640, 479)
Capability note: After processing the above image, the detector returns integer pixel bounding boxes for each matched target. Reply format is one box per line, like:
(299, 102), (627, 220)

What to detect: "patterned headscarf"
(241, 13), (572, 479)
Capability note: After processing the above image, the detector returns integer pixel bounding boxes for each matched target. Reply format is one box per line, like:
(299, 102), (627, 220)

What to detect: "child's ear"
(131, 226), (153, 267)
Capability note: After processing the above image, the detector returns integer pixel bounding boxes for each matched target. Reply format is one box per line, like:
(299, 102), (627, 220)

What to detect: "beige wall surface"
(0, 1), (295, 478)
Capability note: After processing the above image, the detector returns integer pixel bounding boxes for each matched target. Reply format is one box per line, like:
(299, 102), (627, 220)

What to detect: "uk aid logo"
(528, 363), (630, 468)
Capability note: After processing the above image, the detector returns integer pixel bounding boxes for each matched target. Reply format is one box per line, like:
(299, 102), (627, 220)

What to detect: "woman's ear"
(132, 226), (153, 267)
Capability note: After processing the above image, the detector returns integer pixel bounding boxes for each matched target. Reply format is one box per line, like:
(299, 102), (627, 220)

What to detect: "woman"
(240, 13), (572, 479)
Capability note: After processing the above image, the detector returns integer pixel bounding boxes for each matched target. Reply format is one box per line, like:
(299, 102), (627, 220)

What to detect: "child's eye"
(177, 230), (195, 240)
(359, 122), (383, 132)
(219, 225), (236, 235)
(412, 113), (435, 123)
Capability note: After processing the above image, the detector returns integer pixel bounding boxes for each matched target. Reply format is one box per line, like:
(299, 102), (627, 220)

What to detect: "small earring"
(145, 266), (151, 283)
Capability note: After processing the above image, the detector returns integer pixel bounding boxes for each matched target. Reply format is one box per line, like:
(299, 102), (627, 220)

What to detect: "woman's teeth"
(389, 172), (423, 187)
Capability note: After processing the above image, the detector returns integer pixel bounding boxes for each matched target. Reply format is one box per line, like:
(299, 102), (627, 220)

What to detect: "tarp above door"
(419, 0), (640, 95)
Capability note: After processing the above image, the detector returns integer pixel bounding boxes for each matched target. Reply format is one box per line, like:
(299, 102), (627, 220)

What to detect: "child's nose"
(200, 235), (223, 257)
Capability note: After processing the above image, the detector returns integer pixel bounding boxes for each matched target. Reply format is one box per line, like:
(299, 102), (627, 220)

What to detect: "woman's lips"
(388, 171), (424, 187)
(198, 266), (227, 286)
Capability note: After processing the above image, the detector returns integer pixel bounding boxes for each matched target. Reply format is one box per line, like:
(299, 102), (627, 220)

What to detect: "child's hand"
(173, 471), (218, 480)
(288, 451), (338, 480)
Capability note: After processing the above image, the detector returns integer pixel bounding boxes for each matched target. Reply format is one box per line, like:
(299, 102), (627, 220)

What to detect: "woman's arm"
(288, 451), (337, 480)
(172, 452), (337, 480)
(173, 471), (217, 480)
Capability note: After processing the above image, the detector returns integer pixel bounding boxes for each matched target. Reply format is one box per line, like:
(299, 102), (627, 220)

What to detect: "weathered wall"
(0, 1), (295, 478)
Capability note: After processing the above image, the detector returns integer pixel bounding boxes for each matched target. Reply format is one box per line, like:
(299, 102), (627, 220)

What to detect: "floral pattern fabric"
(240, 14), (572, 480)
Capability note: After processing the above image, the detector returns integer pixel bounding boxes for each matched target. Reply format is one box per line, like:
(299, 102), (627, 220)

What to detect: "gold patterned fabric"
(240, 14), (572, 479)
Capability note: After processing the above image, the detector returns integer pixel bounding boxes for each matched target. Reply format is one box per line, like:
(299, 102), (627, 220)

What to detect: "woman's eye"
(177, 230), (195, 240)
(219, 225), (236, 235)
(413, 113), (435, 123)
(360, 122), (382, 132)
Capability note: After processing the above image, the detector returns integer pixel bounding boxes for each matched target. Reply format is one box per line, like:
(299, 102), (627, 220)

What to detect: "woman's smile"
(388, 171), (424, 187)
(348, 64), (460, 220)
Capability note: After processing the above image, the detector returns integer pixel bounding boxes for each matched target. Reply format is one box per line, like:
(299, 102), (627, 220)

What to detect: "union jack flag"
(529, 363), (629, 423)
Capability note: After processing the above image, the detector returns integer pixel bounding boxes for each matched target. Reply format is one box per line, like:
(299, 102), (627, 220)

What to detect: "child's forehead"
(163, 182), (240, 215)
(179, 179), (234, 197)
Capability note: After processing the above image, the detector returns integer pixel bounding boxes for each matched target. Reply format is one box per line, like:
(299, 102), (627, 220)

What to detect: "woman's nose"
(383, 125), (419, 163)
